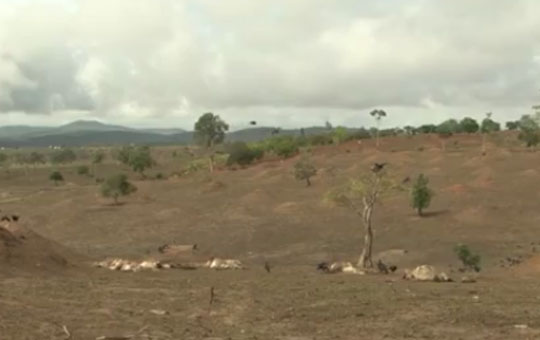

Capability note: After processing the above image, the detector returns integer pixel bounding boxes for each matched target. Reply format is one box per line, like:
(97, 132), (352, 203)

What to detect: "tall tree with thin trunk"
(370, 109), (387, 148)
(328, 168), (395, 269)
(194, 113), (229, 173)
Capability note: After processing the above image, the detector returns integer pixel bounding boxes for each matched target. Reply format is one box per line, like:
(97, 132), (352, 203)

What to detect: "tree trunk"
(113, 195), (119, 205)
(357, 204), (374, 268)
(481, 133), (487, 155)
(306, 177), (311, 187)
(376, 128), (380, 148)
(418, 207), (423, 216)
(208, 154), (214, 173)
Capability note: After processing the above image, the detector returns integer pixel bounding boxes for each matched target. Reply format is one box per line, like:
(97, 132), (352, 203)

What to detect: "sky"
(0, 0), (539, 130)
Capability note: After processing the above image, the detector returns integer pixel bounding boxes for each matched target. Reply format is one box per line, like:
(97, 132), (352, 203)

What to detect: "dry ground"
(2, 133), (540, 339)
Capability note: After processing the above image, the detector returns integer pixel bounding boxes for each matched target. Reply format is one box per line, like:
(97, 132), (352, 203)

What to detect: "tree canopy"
(194, 112), (229, 148)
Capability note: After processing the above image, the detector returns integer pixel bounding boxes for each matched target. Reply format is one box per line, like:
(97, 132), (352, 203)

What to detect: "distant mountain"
(0, 120), (345, 147)
(140, 128), (186, 135)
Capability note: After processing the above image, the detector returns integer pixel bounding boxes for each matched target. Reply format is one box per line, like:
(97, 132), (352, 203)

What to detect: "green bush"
(77, 165), (90, 176)
(226, 142), (264, 166)
(454, 244), (481, 272)
(50, 149), (77, 164)
(265, 136), (299, 158)
(308, 134), (333, 146)
(411, 174), (434, 216)
(101, 174), (137, 204)
(49, 171), (64, 185)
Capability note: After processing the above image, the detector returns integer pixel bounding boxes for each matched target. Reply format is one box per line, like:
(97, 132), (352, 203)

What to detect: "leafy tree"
(370, 109), (387, 148)
(459, 117), (479, 133)
(194, 112), (229, 173)
(480, 113), (501, 133)
(436, 120), (458, 150)
(327, 169), (396, 269)
(50, 148), (77, 164)
(49, 171), (64, 186)
(403, 126), (416, 136)
(100, 174), (137, 204)
(506, 121), (520, 130)
(294, 154), (317, 187)
(128, 146), (155, 176)
(116, 146), (155, 176)
(518, 115), (540, 147)
(454, 244), (481, 272)
(416, 124), (437, 134)
(411, 174), (434, 216)
(77, 165), (90, 176)
(25, 152), (46, 165)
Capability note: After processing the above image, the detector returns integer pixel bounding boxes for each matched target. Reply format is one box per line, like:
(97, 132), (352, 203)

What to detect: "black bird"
(250, 121), (257, 126)
(371, 162), (387, 173)
(264, 261), (271, 273)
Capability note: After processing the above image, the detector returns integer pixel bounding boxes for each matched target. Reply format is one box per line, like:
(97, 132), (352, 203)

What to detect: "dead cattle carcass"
(206, 257), (244, 270)
(317, 262), (364, 275)
(403, 265), (452, 282)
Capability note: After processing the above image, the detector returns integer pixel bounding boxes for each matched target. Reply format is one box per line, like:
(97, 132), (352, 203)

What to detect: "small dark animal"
(317, 262), (330, 272)
(371, 162), (387, 173)
(264, 261), (271, 273)
(11, 215), (19, 222)
(402, 176), (411, 184)
(377, 259), (389, 274)
(389, 265), (398, 273)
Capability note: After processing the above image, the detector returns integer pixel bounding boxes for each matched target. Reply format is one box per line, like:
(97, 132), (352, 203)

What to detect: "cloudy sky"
(0, 0), (539, 130)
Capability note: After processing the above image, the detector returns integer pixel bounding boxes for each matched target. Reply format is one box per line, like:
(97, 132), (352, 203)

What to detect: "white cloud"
(0, 0), (539, 129)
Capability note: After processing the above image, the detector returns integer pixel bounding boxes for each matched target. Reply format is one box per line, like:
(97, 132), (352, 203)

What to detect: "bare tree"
(370, 109), (387, 148)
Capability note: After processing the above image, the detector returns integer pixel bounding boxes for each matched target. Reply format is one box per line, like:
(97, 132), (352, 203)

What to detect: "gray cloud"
(0, 0), (539, 128)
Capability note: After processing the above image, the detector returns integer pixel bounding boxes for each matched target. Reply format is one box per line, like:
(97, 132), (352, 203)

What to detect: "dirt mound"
(0, 219), (80, 274)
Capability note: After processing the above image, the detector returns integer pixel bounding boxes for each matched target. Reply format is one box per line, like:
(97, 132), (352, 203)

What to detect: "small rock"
(472, 295), (480, 301)
(514, 324), (528, 330)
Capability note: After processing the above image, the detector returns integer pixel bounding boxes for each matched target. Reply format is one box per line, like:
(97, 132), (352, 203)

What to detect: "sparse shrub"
(332, 126), (348, 144)
(308, 134), (333, 146)
(517, 115), (540, 147)
(77, 165), (90, 176)
(100, 174), (137, 204)
(50, 148), (77, 164)
(294, 154), (317, 186)
(155, 173), (165, 180)
(226, 142), (264, 166)
(49, 171), (64, 185)
(411, 174), (434, 216)
(454, 244), (481, 272)
(92, 150), (106, 164)
(265, 136), (299, 158)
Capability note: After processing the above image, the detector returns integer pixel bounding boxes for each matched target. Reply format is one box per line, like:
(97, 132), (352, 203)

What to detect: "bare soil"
(1, 133), (540, 339)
